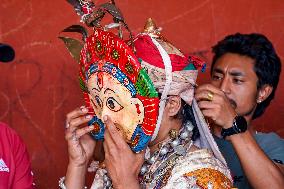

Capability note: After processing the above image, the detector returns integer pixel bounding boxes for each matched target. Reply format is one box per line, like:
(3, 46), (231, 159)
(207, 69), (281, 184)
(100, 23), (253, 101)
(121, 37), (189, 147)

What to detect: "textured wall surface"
(0, 0), (283, 188)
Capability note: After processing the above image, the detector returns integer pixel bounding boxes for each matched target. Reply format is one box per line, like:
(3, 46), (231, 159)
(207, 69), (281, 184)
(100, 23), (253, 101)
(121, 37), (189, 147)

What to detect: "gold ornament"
(143, 18), (161, 37)
(111, 49), (120, 60)
(207, 92), (214, 101)
(169, 129), (179, 139)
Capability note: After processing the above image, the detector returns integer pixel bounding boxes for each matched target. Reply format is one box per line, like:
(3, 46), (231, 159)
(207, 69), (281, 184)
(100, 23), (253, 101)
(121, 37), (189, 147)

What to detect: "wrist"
(223, 113), (237, 129)
(115, 176), (140, 189)
(66, 162), (88, 179)
(221, 116), (248, 139)
(65, 163), (88, 189)
(69, 158), (89, 168)
(227, 130), (249, 141)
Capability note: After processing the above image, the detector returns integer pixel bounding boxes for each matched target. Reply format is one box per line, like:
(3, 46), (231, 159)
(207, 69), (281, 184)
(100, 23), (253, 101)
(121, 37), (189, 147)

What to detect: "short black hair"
(211, 33), (281, 119)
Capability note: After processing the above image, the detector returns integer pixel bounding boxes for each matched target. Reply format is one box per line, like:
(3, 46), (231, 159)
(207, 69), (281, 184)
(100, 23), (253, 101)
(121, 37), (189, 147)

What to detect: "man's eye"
(233, 78), (243, 84)
(212, 75), (222, 80)
(106, 97), (124, 112)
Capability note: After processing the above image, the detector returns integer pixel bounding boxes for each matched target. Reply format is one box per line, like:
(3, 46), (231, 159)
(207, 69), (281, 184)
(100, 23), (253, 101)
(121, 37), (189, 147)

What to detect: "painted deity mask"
(76, 29), (159, 152)
(61, 1), (159, 152)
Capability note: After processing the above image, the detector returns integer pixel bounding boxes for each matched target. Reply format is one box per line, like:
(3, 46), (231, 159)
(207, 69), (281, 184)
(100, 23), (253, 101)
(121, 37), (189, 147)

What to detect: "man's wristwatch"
(221, 116), (247, 139)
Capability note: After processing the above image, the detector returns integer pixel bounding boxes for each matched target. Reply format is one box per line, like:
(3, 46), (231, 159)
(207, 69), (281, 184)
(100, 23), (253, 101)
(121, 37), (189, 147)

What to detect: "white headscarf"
(139, 34), (227, 166)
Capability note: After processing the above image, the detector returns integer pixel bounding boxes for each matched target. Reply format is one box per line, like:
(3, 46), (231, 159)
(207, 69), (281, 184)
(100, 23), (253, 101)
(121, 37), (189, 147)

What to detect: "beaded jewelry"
(97, 121), (194, 189)
(59, 176), (87, 189)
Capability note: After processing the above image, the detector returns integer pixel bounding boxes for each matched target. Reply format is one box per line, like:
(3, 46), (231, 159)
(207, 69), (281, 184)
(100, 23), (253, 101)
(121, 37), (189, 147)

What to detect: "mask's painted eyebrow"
(92, 87), (100, 92)
(104, 88), (115, 94)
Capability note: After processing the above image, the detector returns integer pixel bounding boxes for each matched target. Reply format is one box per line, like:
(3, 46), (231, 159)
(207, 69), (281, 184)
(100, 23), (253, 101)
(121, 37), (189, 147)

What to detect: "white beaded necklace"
(101, 121), (194, 189)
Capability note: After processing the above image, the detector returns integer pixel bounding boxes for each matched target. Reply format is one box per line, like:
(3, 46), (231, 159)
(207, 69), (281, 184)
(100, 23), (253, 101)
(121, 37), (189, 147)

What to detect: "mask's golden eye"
(106, 97), (124, 112)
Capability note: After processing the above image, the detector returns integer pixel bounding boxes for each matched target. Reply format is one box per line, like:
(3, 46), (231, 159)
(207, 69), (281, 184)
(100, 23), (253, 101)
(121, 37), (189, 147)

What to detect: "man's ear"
(166, 96), (182, 117)
(257, 85), (273, 103)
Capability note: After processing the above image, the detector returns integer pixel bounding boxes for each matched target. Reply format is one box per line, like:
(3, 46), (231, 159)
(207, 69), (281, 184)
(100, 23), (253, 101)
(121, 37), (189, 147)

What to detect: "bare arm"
(64, 106), (96, 189)
(277, 164), (284, 174)
(195, 84), (284, 188)
(229, 131), (284, 189)
(65, 163), (88, 189)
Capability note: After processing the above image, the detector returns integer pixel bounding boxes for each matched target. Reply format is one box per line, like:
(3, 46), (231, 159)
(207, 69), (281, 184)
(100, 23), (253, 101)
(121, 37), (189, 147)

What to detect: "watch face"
(235, 116), (247, 132)
(221, 116), (247, 139)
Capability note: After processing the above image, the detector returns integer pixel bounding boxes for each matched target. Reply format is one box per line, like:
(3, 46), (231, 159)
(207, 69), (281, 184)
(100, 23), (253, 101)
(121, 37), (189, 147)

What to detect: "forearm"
(229, 131), (284, 188)
(65, 162), (88, 189)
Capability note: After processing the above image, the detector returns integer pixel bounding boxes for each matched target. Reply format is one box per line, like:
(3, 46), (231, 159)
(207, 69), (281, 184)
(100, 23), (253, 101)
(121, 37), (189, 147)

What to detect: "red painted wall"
(0, 0), (283, 188)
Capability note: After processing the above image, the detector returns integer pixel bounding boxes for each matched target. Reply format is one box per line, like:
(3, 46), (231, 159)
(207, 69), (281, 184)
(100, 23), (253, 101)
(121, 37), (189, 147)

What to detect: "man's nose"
(220, 77), (231, 94)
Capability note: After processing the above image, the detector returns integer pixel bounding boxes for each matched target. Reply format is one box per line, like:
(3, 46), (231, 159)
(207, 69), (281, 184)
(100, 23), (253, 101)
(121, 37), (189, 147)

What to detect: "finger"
(103, 115), (128, 149)
(80, 134), (96, 155)
(65, 117), (93, 142)
(201, 109), (216, 120)
(104, 128), (116, 152)
(66, 106), (89, 124)
(195, 89), (225, 103)
(195, 89), (218, 102)
(197, 100), (217, 110)
(134, 150), (146, 175)
(76, 125), (95, 138)
(68, 114), (93, 133)
(65, 126), (95, 147)
(195, 84), (211, 94)
(195, 90), (212, 101)
(103, 139), (110, 159)
(196, 84), (223, 96)
(136, 150), (146, 161)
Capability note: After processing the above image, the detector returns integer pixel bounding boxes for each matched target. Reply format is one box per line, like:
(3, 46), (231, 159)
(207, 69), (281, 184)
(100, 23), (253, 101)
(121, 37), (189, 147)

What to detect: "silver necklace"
(140, 121), (194, 188)
(101, 121), (194, 189)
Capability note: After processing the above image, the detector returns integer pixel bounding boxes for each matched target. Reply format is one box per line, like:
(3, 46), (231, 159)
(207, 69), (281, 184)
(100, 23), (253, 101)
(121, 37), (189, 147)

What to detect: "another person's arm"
(195, 84), (284, 189)
(229, 131), (284, 188)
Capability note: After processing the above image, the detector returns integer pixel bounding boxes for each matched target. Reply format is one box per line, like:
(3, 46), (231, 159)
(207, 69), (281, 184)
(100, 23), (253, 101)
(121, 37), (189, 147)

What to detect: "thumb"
(136, 149), (146, 163)
(134, 150), (146, 175)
